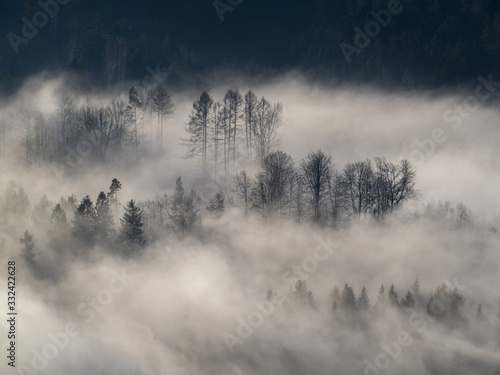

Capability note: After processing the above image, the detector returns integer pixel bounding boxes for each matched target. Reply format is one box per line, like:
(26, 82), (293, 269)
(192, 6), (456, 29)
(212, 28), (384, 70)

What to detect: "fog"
(0, 73), (499, 375)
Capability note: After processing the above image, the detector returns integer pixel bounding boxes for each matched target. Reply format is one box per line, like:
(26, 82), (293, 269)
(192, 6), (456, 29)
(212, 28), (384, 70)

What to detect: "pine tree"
(107, 178), (122, 222)
(401, 290), (415, 308)
(51, 203), (68, 226)
(357, 286), (370, 311)
(168, 177), (199, 239)
(95, 191), (114, 243)
(330, 286), (341, 311)
(376, 284), (387, 309)
(207, 192), (225, 219)
(73, 196), (96, 246)
(388, 284), (399, 307)
(119, 200), (146, 257)
(20, 230), (35, 268)
(291, 280), (315, 309)
(411, 277), (425, 308)
(341, 283), (357, 312)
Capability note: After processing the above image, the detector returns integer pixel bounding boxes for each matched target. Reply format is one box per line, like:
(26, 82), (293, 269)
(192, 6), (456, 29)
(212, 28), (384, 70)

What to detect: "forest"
(0, 80), (499, 373)
(1, 0), (500, 371)
(1, 0), (500, 93)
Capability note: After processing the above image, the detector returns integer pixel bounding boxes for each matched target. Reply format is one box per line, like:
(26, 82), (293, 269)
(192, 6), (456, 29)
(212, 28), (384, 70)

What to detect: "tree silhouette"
(119, 199), (146, 257)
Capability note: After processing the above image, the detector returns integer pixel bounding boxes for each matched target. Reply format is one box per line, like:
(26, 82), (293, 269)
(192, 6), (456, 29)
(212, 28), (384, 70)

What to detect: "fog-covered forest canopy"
(1, 0), (500, 374)
(1, 78), (500, 374)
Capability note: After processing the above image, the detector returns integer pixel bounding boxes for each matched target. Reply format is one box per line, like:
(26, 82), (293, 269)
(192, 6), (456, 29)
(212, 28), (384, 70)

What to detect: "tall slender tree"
(119, 199), (146, 256)
(184, 91), (214, 176)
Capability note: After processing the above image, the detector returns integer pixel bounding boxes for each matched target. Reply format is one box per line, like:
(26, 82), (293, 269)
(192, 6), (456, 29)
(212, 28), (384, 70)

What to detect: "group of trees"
(19, 178), (149, 260)
(2, 0), (499, 93)
(269, 278), (500, 330)
(183, 89), (283, 178)
(301, 0), (500, 86)
(21, 83), (175, 170)
(16, 175), (209, 276)
(232, 150), (417, 225)
(25, 98), (137, 168)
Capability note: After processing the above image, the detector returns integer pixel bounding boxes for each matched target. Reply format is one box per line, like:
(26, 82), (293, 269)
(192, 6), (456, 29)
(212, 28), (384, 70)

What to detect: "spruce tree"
(95, 191), (114, 243)
(330, 286), (341, 311)
(411, 277), (425, 308)
(207, 192), (225, 219)
(341, 283), (357, 312)
(73, 196), (96, 246)
(357, 286), (370, 311)
(20, 230), (35, 268)
(376, 284), (387, 310)
(107, 178), (122, 222)
(168, 177), (199, 239)
(388, 284), (400, 307)
(51, 203), (68, 226)
(401, 290), (415, 308)
(119, 200), (146, 257)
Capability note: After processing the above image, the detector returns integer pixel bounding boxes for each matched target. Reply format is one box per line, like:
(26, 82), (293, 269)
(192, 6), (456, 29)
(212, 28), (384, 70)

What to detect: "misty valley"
(0, 75), (499, 375)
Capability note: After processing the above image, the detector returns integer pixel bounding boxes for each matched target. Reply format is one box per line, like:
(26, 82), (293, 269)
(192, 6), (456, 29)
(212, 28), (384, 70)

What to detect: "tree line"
(268, 278), (500, 330)
(17, 83), (174, 171)
(231, 151), (417, 226)
(183, 89), (283, 178)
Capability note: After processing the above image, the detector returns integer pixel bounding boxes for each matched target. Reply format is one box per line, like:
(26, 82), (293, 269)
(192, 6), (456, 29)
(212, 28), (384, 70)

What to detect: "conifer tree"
(207, 192), (225, 219)
(168, 177), (199, 239)
(357, 286), (370, 311)
(401, 290), (415, 308)
(73, 196), (96, 246)
(388, 284), (400, 307)
(95, 191), (114, 243)
(341, 283), (357, 312)
(119, 199), (146, 257)
(108, 178), (122, 222)
(291, 280), (315, 309)
(20, 230), (35, 268)
(376, 284), (386, 309)
(330, 286), (341, 311)
(51, 203), (68, 226)
(411, 277), (425, 308)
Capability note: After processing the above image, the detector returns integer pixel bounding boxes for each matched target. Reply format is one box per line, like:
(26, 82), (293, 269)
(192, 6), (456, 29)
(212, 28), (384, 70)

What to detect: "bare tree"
(373, 158), (417, 217)
(338, 160), (374, 219)
(151, 85), (175, 153)
(300, 150), (333, 225)
(234, 170), (252, 218)
(251, 150), (295, 221)
(244, 90), (258, 159)
(183, 91), (214, 176)
(253, 98), (282, 163)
